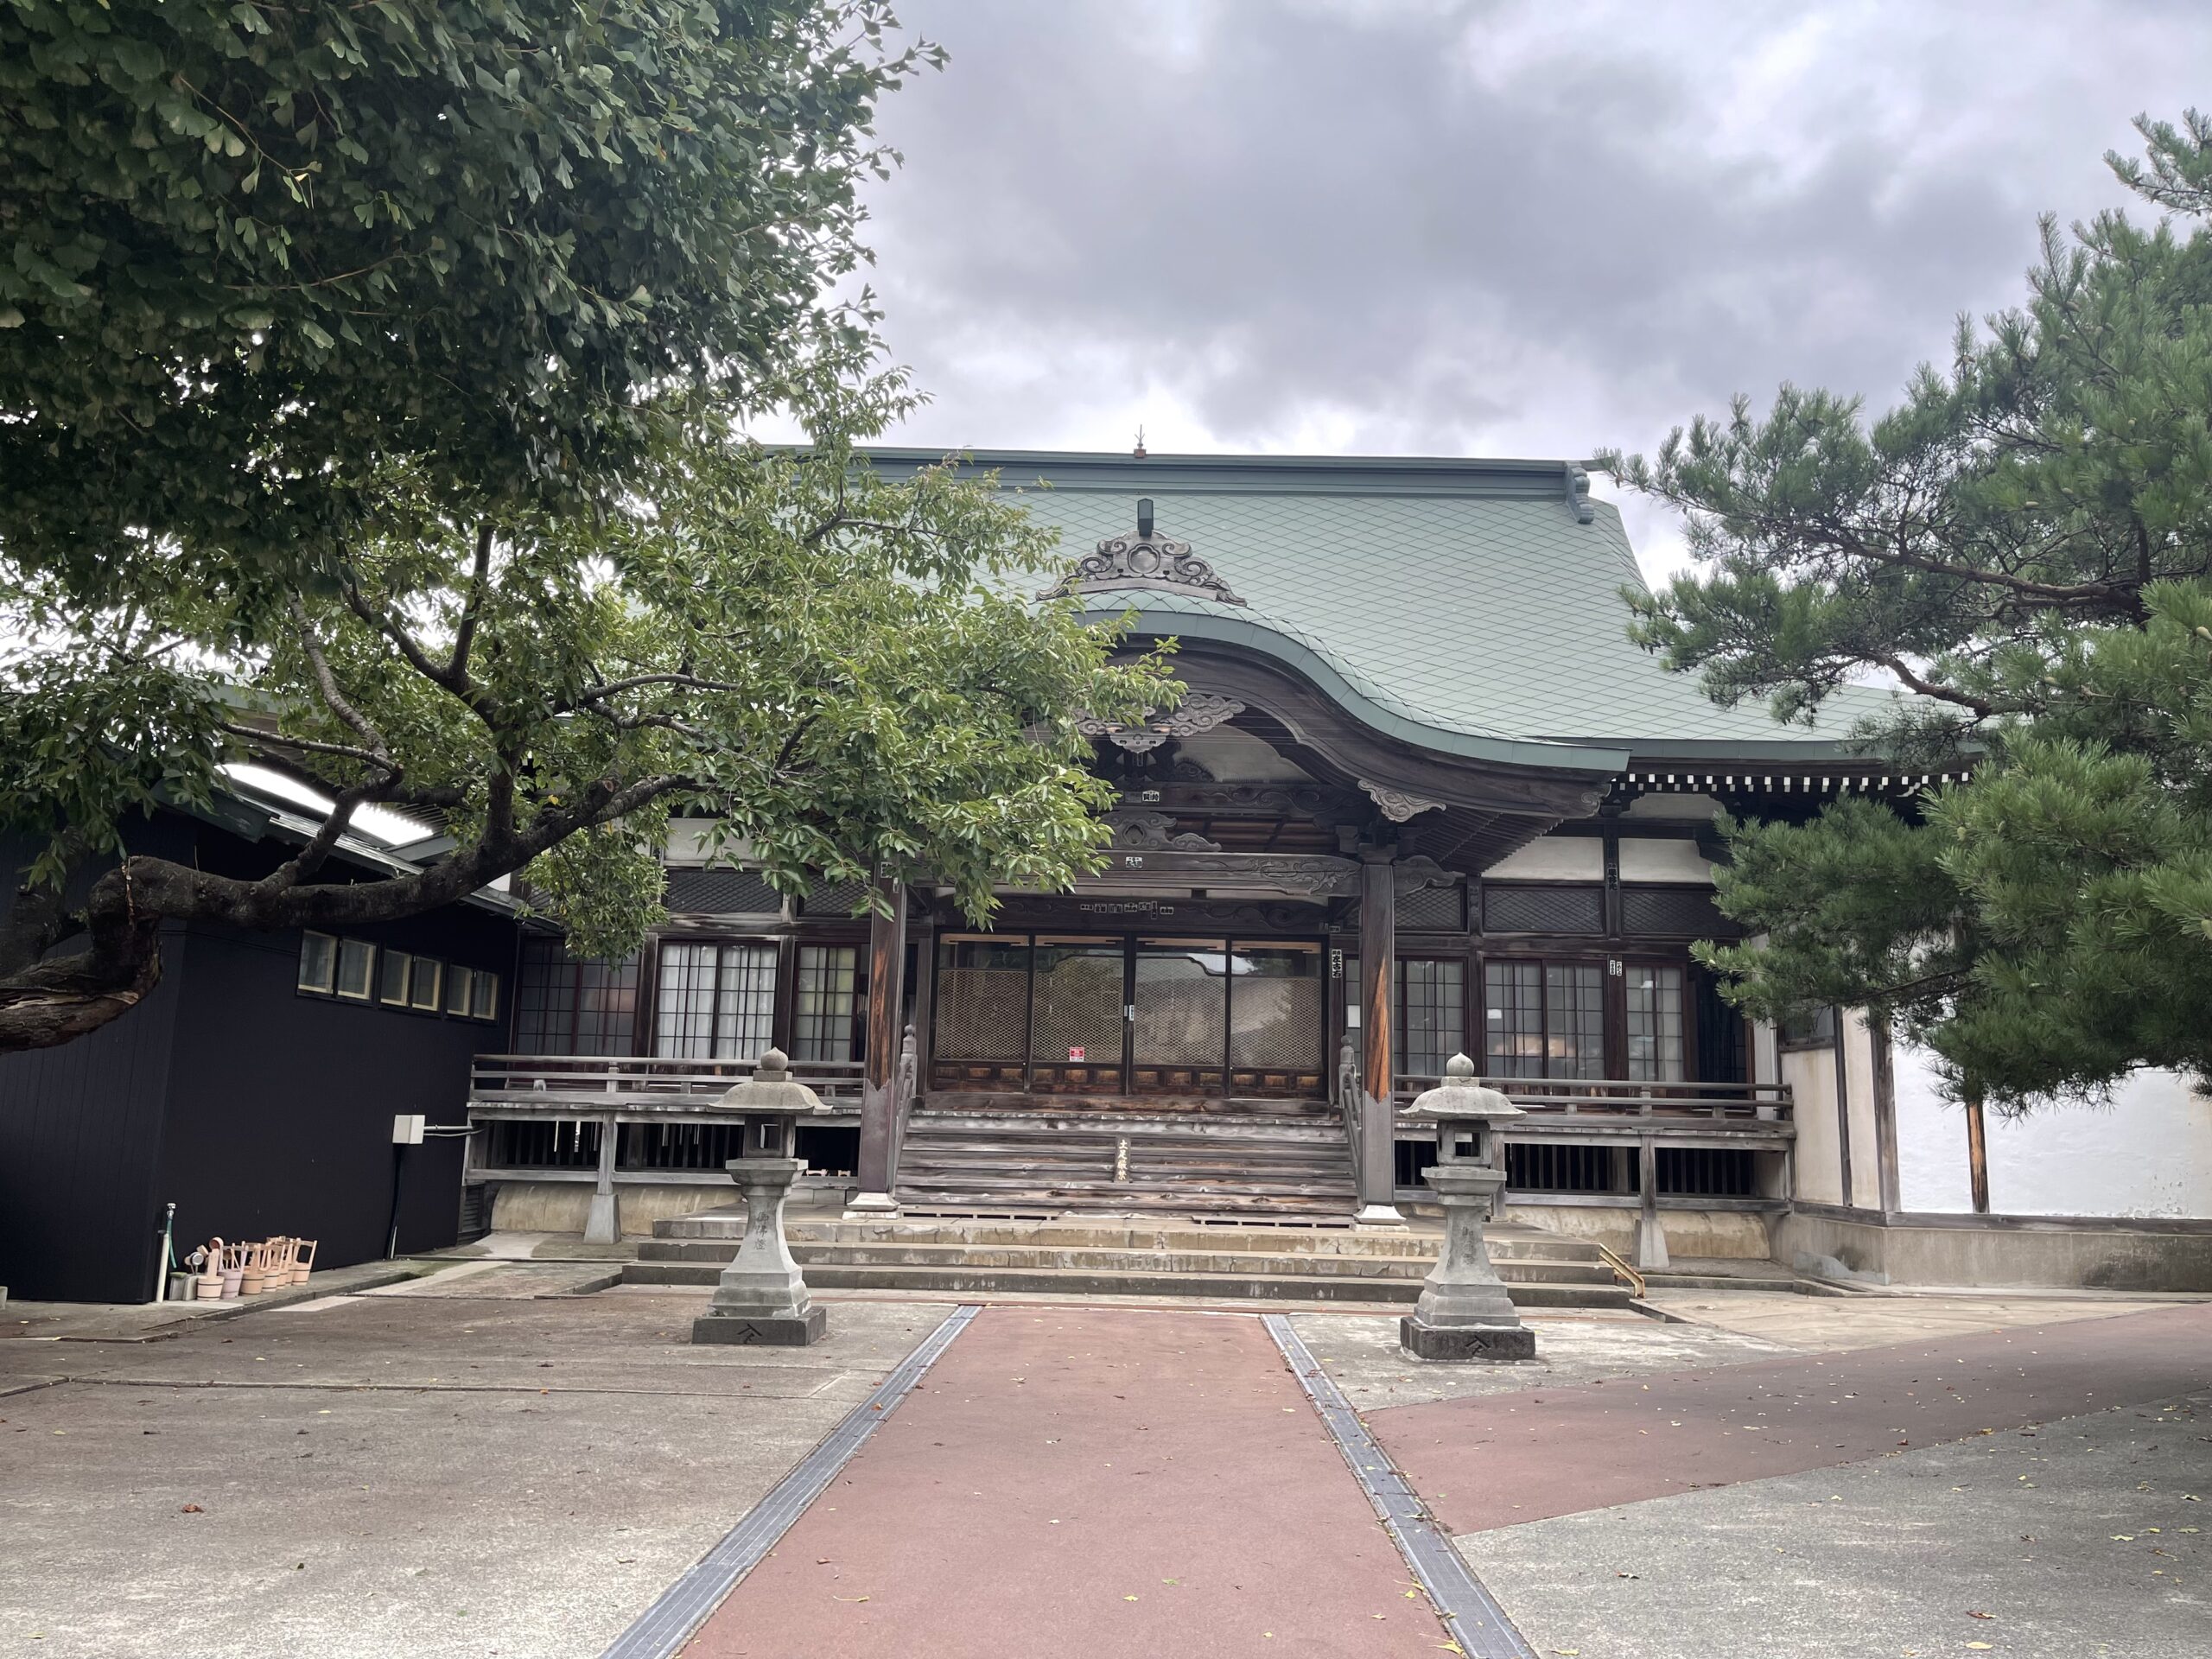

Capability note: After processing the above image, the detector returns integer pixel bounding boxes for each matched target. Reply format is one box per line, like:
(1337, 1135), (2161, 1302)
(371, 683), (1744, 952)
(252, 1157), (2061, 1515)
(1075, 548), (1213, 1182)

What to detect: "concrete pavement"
(0, 1280), (954, 1659)
(7, 1271), (2210, 1659)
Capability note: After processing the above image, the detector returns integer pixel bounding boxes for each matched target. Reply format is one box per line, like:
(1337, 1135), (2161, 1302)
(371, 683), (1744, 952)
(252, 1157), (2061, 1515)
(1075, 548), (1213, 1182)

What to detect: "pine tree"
(1601, 112), (2212, 1110)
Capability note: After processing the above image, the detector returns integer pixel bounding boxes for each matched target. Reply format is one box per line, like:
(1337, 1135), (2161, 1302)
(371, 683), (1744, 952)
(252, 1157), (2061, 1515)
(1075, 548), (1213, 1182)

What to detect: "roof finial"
(1132, 425), (1147, 460)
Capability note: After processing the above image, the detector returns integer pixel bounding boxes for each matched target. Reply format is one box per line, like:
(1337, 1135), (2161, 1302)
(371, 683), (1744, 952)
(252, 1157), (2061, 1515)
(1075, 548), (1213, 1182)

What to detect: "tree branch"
(447, 522), (495, 686)
(1871, 655), (2000, 718)
(289, 595), (391, 763)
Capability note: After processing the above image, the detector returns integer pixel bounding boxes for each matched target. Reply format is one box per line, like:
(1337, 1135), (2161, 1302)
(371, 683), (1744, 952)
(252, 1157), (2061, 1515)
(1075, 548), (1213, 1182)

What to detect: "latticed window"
(515, 939), (640, 1056)
(933, 937), (1032, 1062)
(655, 940), (777, 1059)
(791, 944), (860, 1063)
(1395, 957), (1465, 1077)
(1483, 959), (1605, 1080)
(1624, 963), (1685, 1081)
(1230, 942), (1323, 1072)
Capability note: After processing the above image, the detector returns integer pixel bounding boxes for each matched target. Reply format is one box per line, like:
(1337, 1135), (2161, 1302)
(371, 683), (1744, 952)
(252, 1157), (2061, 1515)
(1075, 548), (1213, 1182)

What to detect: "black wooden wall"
(0, 810), (520, 1303)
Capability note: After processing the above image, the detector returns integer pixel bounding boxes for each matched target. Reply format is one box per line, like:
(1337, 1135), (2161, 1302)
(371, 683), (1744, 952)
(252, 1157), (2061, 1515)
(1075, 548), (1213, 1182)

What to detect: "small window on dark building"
(336, 938), (375, 1001)
(409, 957), (444, 1012)
(298, 931), (337, 995)
(379, 950), (413, 1006)
(445, 968), (474, 1017)
(470, 970), (500, 1023)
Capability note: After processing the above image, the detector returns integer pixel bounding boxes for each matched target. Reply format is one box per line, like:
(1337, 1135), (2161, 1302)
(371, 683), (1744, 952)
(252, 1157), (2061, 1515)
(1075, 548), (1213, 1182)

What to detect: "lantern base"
(1399, 1316), (1536, 1363)
(692, 1306), (827, 1347)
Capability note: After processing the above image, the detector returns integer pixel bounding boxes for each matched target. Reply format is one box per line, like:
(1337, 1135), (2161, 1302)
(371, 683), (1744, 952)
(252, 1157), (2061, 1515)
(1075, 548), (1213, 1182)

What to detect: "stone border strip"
(598, 1303), (982, 1659)
(1262, 1313), (1537, 1659)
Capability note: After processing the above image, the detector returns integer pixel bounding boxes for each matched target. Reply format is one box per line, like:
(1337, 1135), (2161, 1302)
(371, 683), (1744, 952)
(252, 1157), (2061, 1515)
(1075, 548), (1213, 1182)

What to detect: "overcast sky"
(844, 0), (2211, 576)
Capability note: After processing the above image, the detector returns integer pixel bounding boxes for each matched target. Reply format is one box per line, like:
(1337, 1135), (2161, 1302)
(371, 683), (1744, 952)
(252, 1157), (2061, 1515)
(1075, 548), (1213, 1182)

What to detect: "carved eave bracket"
(1359, 778), (1446, 823)
(1078, 690), (1247, 753)
(1039, 497), (1247, 607)
(1104, 809), (1222, 853)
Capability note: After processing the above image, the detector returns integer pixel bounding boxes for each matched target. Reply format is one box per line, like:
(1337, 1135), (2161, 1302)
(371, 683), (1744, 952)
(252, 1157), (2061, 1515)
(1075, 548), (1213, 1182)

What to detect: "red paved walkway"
(683, 1306), (1445, 1658)
(1370, 1302), (2212, 1535)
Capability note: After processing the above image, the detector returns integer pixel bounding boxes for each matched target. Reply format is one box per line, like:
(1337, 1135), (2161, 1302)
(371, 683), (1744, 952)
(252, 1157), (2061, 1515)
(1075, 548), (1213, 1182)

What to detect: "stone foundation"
(692, 1306), (827, 1346)
(1400, 1317), (1537, 1362)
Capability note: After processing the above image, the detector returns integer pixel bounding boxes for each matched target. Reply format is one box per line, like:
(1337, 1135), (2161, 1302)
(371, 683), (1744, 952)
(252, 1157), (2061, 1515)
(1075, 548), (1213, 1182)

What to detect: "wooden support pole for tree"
(1964, 1087), (1991, 1215)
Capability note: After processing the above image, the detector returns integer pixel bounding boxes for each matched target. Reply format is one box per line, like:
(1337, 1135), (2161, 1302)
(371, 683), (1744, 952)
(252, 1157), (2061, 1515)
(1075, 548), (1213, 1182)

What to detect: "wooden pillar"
(583, 1111), (620, 1243)
(1634, 1134), (1669, 1270)
(1870, 1016), (1901, 1217)
(1356, 850), (1402, 1223)
(1829, 1005), (1856, 1207)
(849, 871), (906, 1215)
(1964, 1087), (1991, 1215)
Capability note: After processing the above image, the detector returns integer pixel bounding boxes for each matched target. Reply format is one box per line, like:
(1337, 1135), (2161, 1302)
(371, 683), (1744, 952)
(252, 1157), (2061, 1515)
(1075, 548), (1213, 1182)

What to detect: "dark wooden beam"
(855, 872), (907, 1205)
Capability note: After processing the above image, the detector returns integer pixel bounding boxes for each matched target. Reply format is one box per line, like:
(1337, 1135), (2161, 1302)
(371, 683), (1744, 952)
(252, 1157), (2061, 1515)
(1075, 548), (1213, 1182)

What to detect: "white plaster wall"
(1482, 836), (1602, 880)
(1615, 839), (1715, 883)
(1894, 1041), (2212, 1218)
(1841, 1009), (1883, 1210)
(1785, 1046), (1844, 1205)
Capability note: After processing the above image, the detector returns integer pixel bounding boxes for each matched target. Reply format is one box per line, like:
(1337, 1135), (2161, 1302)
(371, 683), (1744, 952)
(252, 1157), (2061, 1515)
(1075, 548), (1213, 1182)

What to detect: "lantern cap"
(1403, 1052), (1522, 1121)
(713, 1047), (829, 1114)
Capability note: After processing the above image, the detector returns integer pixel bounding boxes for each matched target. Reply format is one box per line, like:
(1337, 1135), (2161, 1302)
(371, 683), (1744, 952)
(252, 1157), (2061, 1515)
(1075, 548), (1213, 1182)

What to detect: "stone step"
(639, 1237), (1620, 1287)
(624, 1257), (1632, 1308)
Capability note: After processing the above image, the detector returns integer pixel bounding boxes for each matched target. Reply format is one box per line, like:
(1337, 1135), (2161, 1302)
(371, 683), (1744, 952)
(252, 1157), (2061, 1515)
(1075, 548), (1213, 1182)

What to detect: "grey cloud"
(852, 0), (2209, 541)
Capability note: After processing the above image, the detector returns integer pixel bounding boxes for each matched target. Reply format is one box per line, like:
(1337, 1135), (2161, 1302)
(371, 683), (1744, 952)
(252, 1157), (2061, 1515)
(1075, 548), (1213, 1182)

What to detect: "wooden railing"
(1390, 1075), (1790, 1124)
(469, 1052), (866, 1110)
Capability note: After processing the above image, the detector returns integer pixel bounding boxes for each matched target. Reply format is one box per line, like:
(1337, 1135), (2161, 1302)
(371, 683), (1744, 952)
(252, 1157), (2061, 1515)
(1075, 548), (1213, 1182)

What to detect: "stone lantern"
(691, 1048), (829, 1347)
(1398, 1053), (1535, 1362)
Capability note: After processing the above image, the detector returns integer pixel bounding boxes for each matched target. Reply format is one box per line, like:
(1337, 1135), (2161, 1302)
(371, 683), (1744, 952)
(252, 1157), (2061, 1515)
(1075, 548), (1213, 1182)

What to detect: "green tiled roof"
(867, 449), (1894, 760)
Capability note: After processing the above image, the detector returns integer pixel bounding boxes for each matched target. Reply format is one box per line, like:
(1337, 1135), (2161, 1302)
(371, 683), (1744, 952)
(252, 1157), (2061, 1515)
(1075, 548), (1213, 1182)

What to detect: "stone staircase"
(628, 1211), (1637, 1310)
(888, 1103), (1357, 1218)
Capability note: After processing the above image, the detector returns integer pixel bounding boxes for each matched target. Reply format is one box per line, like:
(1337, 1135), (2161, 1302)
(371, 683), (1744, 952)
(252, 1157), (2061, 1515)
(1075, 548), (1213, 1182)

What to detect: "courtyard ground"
(3, 1255), (2206, 1658)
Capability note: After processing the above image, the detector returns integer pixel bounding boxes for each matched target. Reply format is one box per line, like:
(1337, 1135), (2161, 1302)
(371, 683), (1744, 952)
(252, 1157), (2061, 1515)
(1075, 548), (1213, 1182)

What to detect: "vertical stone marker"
(1398, 1053), (1535, 1362)
(692, 1048), (829, 1347)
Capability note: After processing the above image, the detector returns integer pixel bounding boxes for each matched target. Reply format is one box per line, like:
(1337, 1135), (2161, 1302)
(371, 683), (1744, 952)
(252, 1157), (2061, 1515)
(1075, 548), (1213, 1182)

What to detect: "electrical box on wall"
(391, 1114), (426, 1146)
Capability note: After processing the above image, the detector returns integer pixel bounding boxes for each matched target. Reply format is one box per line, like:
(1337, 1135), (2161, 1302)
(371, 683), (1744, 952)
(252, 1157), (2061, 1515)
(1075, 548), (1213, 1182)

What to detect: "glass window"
(1544, 963), (1605, 1079)
(409, 957), (443, 1012)
(335, 938), (375, 1001)
(1624, 964), (1685, 1082)
(655, 940), (776, 1058)
(792, 944), (860, 1062)
(378, 950), (412, 1007)
(445, 967), (474, 1017)
(469, 969), (499, 1023)
(1483, 960), (1545, 1078)
(1395, 957), (1465, 1077)
(1484, 959), (1605, 1080)
(298, 931), (336, 994)
(515, 940), (637, 1054)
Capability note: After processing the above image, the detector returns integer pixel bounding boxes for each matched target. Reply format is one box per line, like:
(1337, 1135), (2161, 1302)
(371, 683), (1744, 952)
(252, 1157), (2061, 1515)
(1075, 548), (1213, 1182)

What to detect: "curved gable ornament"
(1077, 690), (1247, 753)
(1039, 498), (1247, 607)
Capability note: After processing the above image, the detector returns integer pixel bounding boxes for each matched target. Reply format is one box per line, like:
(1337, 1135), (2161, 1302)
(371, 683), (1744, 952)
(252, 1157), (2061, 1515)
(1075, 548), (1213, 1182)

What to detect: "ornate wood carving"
(1360, 778), (1446, 823)
(1104, 809), (1221, 853)
(1077, 690), (1247, 753)
(990, 894), (1325, 931)
(1040, 498), (1247, 606)
(1078, 849), (1362, 897)
(1392, 854), (1459, 894)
